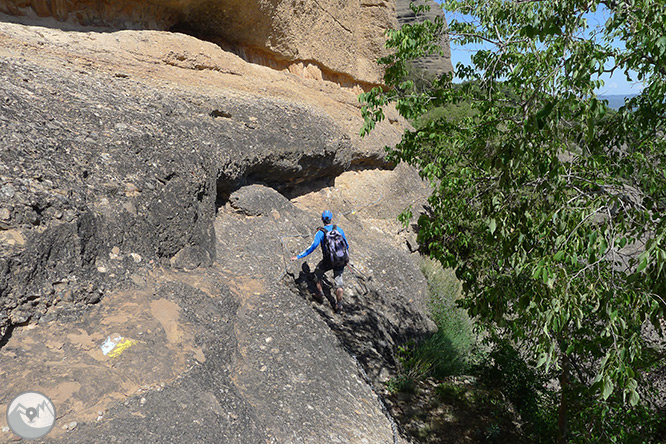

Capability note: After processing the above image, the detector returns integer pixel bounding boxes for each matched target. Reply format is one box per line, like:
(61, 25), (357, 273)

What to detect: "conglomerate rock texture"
(0, 19), (436, 443)
(0, 0), (398, 87)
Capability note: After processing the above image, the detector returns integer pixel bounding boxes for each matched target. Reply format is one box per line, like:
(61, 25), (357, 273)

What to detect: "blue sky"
(433, 1), (643, 96)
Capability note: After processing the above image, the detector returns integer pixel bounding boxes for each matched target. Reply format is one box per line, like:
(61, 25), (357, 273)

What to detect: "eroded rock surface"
(0, 22), (405, 341)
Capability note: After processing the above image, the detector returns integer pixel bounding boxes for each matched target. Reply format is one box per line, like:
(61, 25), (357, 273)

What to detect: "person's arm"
(291, 230), (324, 260)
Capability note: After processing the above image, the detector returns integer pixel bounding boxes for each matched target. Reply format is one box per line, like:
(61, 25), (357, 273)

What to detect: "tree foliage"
(361, 0), (666, 440)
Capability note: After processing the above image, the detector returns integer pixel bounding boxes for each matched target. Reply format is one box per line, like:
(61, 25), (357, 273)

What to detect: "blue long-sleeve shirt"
(296, 224), (349, 259)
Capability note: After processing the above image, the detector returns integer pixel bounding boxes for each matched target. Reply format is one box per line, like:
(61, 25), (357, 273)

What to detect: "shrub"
(417, 257), (478, 378)
(395, 258), (478, 380)
(435, 381), (467, 404)
(385, 374), (417, 395)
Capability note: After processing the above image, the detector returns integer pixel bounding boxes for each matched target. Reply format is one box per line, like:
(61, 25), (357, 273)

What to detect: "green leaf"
(535, 101), (555, 129)
(532, 265), (542, 279)
(629, 389), (640, 406)
(488, 218), (497, 235)
(602, 377), (614, 400)
(599, 238), (608, 255)
(637, 253), (648, 272)
(657, 36), (666, 55)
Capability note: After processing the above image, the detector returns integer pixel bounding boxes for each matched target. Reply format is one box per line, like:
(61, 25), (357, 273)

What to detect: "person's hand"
(290, 256), (298, 261)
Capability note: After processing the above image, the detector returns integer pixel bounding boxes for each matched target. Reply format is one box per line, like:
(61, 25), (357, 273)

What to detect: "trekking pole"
(346, 262), (369, 295)
(277, 233), (310, 280)
(347, 262), (369, 280)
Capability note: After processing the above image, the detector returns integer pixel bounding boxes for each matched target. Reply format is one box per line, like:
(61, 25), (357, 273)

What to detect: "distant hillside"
(598, 93), (639, 109)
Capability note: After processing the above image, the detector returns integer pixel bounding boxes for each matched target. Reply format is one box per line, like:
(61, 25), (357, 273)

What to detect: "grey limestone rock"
(0, 55), (358, 339)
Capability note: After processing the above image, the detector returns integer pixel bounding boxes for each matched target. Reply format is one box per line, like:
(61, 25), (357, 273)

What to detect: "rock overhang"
(0, 0), (398, 87)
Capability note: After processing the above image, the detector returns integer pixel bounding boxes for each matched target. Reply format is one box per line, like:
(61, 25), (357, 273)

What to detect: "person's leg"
(315, 281), (325, 302)
(333, 268), (344, 312)
(335, 288), (343, 306)
(313, 261), (326, 302)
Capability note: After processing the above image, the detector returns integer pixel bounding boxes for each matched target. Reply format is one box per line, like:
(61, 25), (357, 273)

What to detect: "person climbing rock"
(291, 210), (349, 313)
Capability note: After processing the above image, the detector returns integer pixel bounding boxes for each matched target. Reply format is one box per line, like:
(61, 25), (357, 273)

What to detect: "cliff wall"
(396, 0), (452, 77)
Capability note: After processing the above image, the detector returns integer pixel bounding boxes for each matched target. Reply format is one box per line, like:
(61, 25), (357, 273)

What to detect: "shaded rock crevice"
(217, 159), (396, 208)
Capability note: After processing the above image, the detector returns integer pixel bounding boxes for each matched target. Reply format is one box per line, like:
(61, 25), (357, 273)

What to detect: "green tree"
(361, 1), (666, 442)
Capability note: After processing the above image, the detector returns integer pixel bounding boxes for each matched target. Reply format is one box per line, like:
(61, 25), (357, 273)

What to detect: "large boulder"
(0, 0), (397, 86)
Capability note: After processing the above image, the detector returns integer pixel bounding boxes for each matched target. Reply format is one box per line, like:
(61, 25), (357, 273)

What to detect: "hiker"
(291, 210), (349, 312)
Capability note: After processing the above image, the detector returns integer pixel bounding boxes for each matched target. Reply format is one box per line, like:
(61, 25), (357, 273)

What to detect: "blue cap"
(321, 210), (332, 222)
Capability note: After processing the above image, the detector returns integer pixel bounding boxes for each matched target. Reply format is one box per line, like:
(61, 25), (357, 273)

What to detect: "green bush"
(435, 381), (467, 404)
(385, 374), (417, 395)
(397, 258), (478, 379)
(397, 342), (432, 380)
(419, 257), (478, 378)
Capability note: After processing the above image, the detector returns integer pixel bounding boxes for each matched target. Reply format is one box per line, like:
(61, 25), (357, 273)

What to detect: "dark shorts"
(314, 260), (344, 289)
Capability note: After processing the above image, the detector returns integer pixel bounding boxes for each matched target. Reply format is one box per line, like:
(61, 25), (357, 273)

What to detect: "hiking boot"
(314, 292), (324, 303)
(334, 301), (343, 313)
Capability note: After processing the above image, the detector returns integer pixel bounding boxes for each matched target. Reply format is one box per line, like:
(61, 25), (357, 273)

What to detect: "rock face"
(0, 0), (397, 86)
(0, 21), (435, 443)
(0, 47), (348, 336)
(0, 20), (406, 340)
(396, 0), (452, 77)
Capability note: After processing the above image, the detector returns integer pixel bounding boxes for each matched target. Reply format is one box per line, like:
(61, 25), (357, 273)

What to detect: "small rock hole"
(210, 109), (232, 118)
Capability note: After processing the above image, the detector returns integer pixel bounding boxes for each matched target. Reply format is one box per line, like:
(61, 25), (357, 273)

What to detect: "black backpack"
(319, 225), (349, 268)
